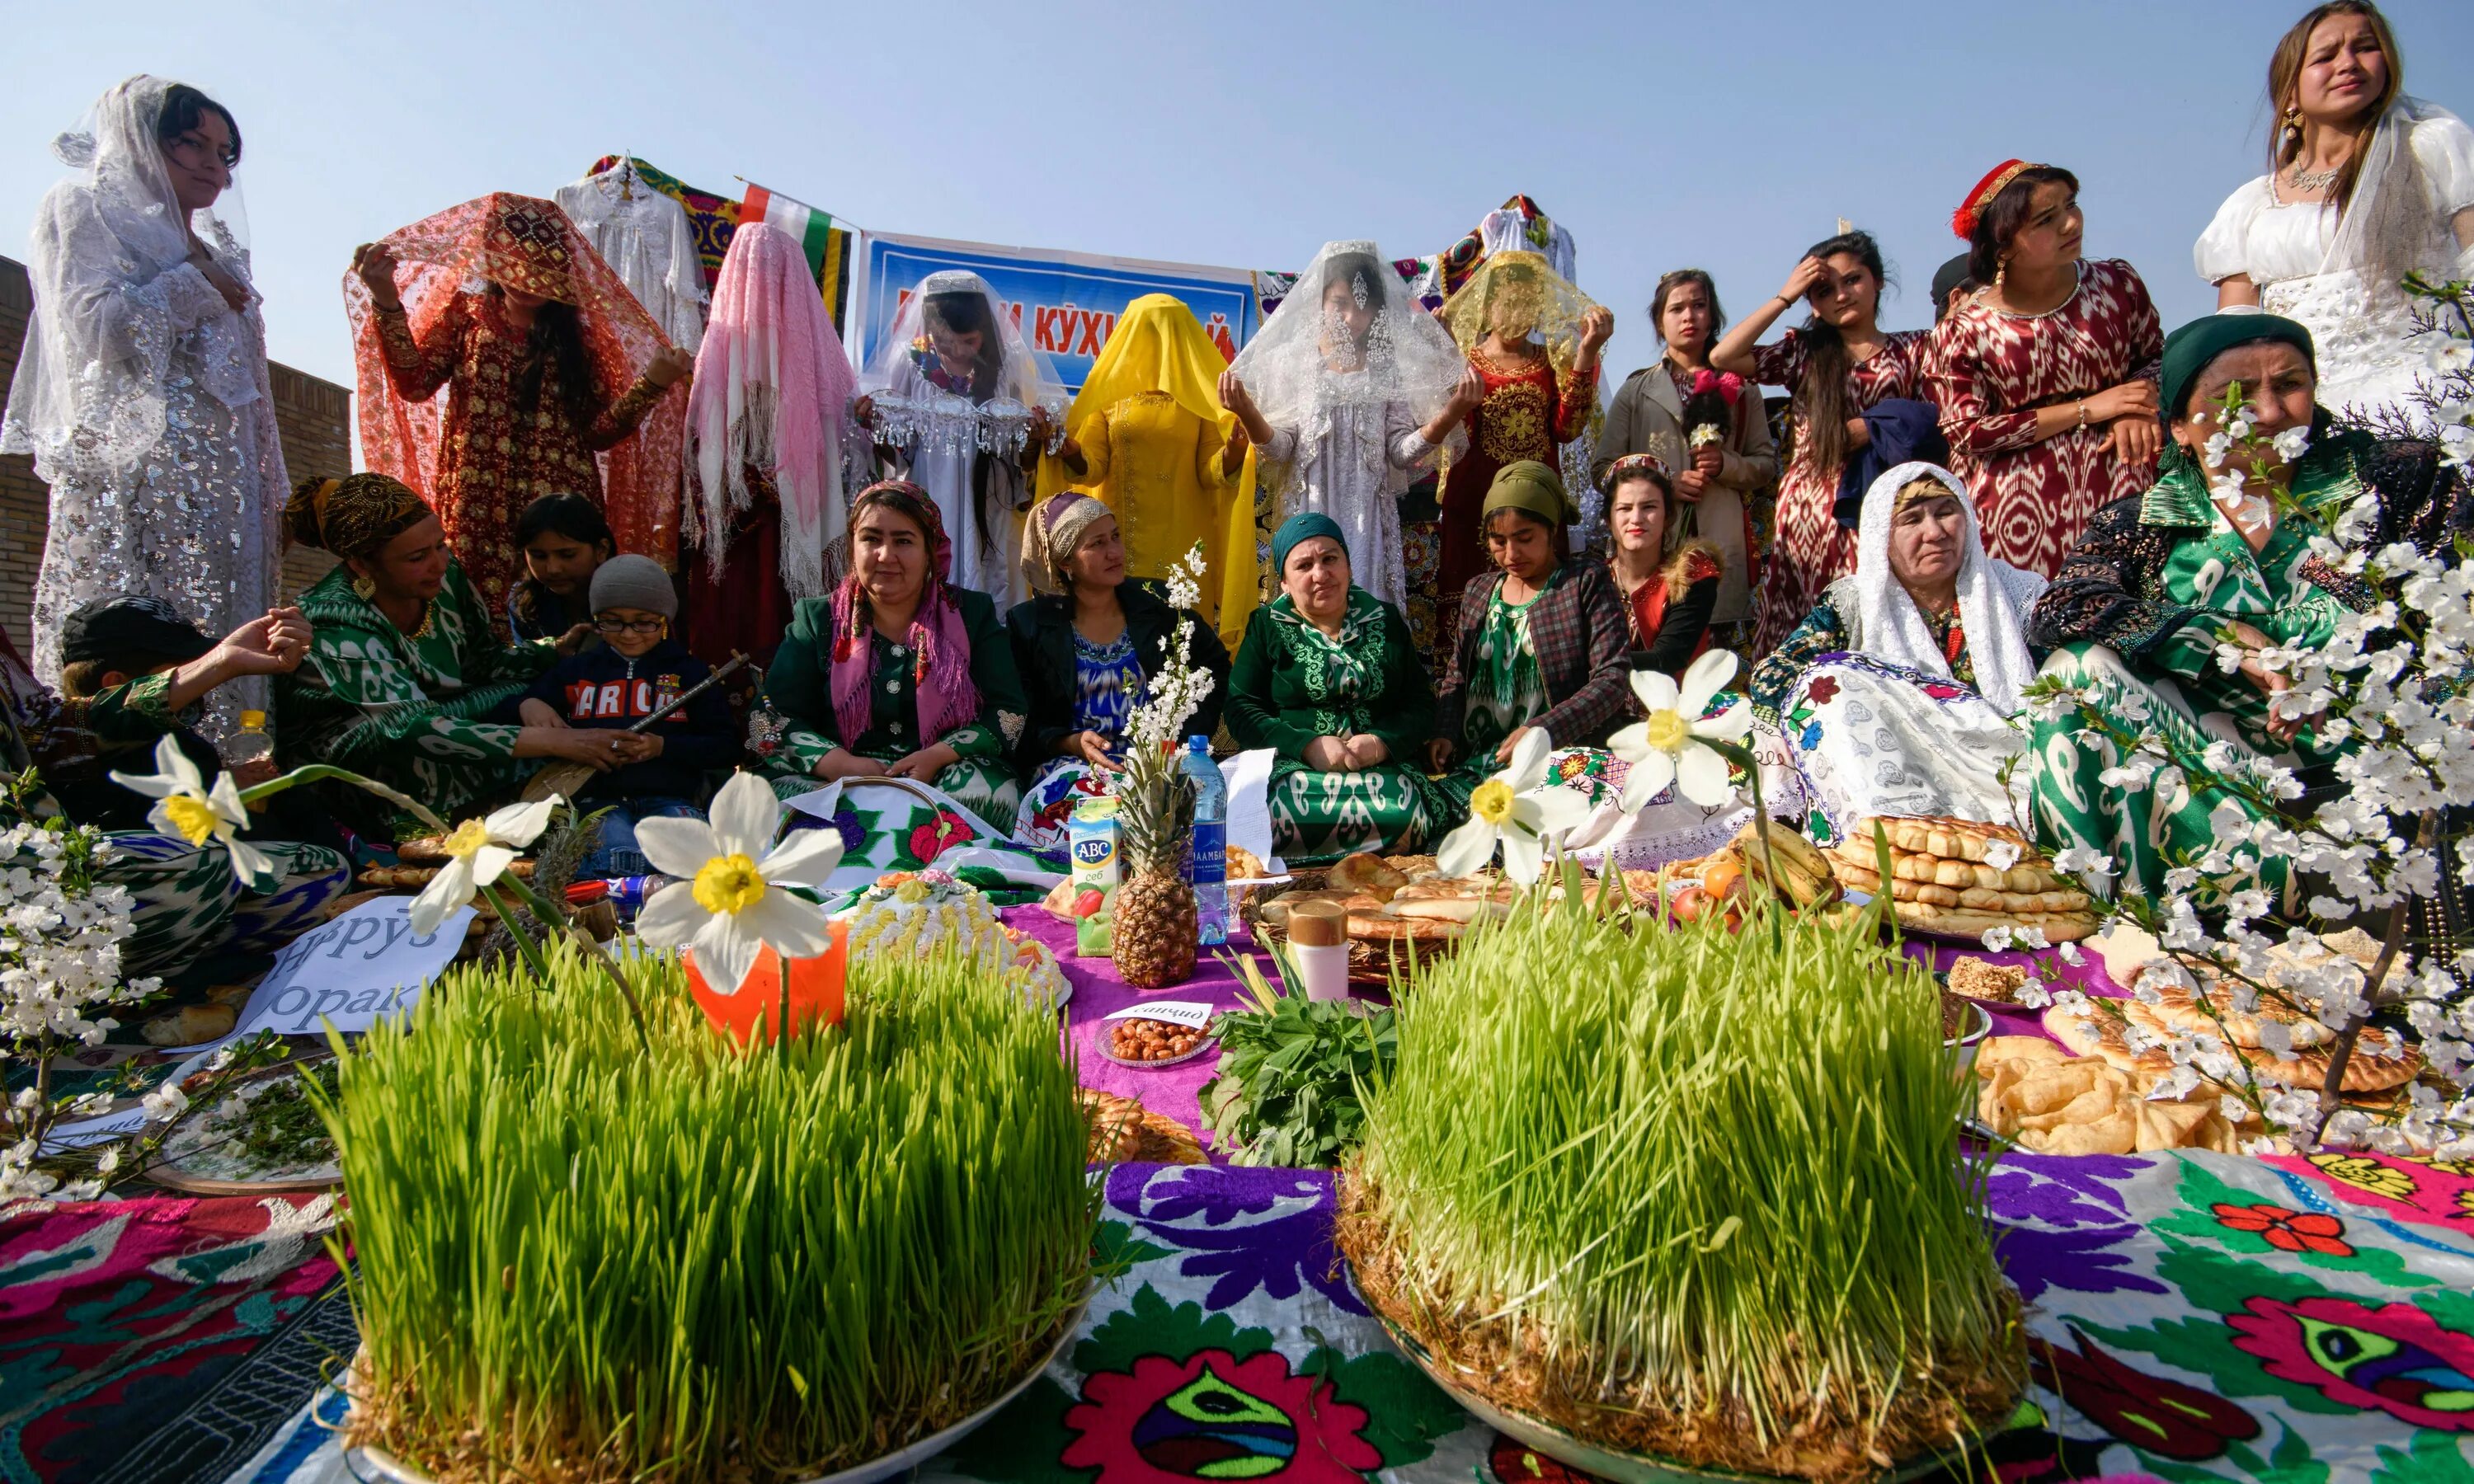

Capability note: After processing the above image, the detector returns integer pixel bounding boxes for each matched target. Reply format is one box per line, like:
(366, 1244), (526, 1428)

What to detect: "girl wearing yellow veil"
(1432, 251), (1612, 633)
(1048, 294), (1260, 646)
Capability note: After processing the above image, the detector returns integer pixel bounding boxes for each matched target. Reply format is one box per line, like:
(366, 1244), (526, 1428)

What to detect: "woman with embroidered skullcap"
(1219, 241), (1479, 609)
(347, 194), (694, 625)
(1926, 161), (2165, 577)
(275, 474), (623, 838)
(760, 480), (1031, 829)
(2025, 309), (2472, 909)
(1006, 491), (1227, 852)
(4, 77), (285, 743)
(1228, 511), (1437, 862)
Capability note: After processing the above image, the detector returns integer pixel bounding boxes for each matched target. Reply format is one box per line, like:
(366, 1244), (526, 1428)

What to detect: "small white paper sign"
(181, 896), (475, 1048)
(1103, 999), (1216, 1029)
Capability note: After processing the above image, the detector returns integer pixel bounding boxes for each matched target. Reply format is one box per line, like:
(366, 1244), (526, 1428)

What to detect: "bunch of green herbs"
(322, 938), (1095, 1483)
(1341, 875), (2022, 1482)
(1200, 951), (1395, 1167)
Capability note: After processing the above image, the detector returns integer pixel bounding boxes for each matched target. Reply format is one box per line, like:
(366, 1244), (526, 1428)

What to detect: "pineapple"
(1112, 764), (1197, 988)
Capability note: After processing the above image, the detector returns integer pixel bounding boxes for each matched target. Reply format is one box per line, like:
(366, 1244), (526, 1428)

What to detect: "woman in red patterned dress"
(1433, 251), (1611, 629)
(348, 195), (693, 631)
(1713, 231), (1932, 653)
(1926, 162), (2164, 577)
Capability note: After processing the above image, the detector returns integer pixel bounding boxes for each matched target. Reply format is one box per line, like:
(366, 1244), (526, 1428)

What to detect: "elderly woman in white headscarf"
(1216, 241), (1480, 608)
(1747, 461), (2048, 844)
(853, 270), (1066, 606)
(1, 76), (285, 743)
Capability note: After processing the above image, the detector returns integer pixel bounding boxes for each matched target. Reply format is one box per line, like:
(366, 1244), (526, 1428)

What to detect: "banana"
(1731, 820), (1840, 908)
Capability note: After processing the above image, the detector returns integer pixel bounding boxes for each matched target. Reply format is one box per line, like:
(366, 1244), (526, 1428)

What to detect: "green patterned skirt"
(2027, 642), (2332, 909)
(105, 834), (354, 976)
(765, 756), (1023, 839)
(1265, 761), (1439, 866)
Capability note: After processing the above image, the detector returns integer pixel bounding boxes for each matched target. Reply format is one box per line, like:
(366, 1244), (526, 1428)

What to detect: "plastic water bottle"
(1178, 736), (1228, 946)
(221, 709), (274, 770)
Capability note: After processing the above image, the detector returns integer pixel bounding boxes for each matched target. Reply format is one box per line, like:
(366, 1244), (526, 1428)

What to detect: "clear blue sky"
(7, 0), (2472, 391)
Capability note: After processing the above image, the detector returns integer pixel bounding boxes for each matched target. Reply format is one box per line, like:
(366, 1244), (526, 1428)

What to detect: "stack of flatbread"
(2046, 979), (2424, 1096)
(1825, 816), (2099, 942)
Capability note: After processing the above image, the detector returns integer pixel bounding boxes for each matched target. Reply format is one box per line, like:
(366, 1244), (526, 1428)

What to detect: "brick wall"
(0, 254), (349, 647)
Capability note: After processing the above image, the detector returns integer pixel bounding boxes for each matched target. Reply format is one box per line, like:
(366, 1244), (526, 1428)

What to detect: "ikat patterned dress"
(276, 560), (560, 837)
(1748, 328), (1931, 653)
(2023, 429), (2471, 909)
(1926, 259), (2164, 579)
(1226, 590), (1437, 863)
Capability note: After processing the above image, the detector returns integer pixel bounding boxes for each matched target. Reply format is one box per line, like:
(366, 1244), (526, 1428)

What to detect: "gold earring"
(2281, 102), (2305, 155)
(1994, 258), (2007, 290)
(351, 574), (377, 600)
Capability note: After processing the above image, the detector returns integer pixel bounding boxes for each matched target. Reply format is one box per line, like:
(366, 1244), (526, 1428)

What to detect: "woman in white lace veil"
(1219, 242), (1479, 609)
(854, 270), (1065, 607)
(2196, 2), (2474, 428)
(0, 75), (284, 740)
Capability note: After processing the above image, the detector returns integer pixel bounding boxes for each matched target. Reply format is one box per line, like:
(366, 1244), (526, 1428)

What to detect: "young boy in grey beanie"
(514, 555), (742, 877)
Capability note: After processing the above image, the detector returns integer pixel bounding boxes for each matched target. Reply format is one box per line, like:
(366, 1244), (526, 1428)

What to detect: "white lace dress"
(2, 225), (285, 741)
(554, 171), (708, 355)
(2195, 107), (2474, 428)
(1258, 395), (1457, 611)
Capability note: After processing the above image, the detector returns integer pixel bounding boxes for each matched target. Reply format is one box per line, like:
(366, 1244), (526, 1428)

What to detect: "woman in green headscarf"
(1228, 512), (1437, 862)
(2025, 310), (2472, 908)
(1427, 460), (1634, 815)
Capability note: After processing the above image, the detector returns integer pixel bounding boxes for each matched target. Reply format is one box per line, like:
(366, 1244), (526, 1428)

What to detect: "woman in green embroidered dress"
(760, 481), (1029, 829)
(1427, 462), (1634, 815)
(2025, 311), (2472, 907)
(1228, 513), (1437, 863)
(276, 474), (628, 838)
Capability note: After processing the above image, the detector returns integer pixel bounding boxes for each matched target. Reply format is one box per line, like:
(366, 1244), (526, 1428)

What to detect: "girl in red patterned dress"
(1712, 231), (1931, 653)
(1432, 251), (1611, 631)
(348, 195), (693, 632)
(1926, 162), (2164, 577)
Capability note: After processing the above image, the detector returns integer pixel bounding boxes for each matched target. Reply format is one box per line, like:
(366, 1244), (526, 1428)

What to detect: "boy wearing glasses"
(515, 556), (741, 878)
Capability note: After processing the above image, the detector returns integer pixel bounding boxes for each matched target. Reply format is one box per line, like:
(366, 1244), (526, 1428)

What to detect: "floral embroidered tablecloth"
(16, 1144), (2456, 1484)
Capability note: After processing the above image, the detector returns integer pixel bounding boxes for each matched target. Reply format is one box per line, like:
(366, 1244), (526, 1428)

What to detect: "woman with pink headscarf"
(758, 481), (1030, 828)
(682, 219), (858, 666)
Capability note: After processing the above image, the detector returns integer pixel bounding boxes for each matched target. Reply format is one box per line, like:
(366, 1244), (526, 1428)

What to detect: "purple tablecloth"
(1009, 906), (1267, 1146)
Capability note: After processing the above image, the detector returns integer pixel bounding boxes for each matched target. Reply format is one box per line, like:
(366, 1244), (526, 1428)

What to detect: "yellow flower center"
(693, 853), (767, 916)
(440, 818), (493, 860)
(1643, 709), (1690, 754)
(1470, 779), (1515, 826)
(161, 796), (219, 847)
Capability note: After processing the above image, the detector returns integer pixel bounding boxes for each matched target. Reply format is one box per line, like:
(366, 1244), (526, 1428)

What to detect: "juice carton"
(1068, 797), (1121, 957)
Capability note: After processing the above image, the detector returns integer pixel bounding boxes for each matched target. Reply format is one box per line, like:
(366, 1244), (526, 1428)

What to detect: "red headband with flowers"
(1951, 160), (2039, 241)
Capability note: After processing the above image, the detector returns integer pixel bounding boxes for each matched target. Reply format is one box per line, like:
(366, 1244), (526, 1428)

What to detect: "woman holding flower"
(1007, 491), (1226, 852)
(1428, 462), (1633, 816)
(1751, 463), (2048, 846)
(276, 474), (624, 839)
(761, 481), (1029, 829)
(1593, 270), (1777, 641)
(1229, 513), (1437, 863)
(2025, 311), (2472, 907)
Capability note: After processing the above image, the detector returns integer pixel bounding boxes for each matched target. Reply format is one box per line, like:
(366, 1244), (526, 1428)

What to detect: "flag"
(584, 158), (854, 329)
(741, 182), (844, 288)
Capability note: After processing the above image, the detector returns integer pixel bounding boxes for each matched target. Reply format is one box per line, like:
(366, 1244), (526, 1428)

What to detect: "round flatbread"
(1347, 911), (1465, 943)
(1832, 861), (2090, 915)
(2119, 979), (2335, 1052)
(1893, 899), (2100, 943)
(1871, 815), (2030, 865)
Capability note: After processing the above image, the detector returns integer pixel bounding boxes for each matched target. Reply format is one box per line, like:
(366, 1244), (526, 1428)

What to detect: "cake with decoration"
(834, 869), (1070, 1010)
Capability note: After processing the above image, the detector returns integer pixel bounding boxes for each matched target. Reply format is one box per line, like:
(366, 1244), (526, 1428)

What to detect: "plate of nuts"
(1098, 1016), (1217, 1068)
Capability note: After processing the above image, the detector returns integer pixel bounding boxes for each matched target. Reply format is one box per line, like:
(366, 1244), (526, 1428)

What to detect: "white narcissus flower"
(109, 736), (274, 886)
(1434, 729), (1592, 886)
(407, 796), (560, 935)
(633, 772), (844, 996)
(1608, 650), (1747, 811)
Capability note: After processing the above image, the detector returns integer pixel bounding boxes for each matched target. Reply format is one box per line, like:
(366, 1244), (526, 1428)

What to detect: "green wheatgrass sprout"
(320, 939), (1096, 1483)
(1340, 886), (2024, 1483)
